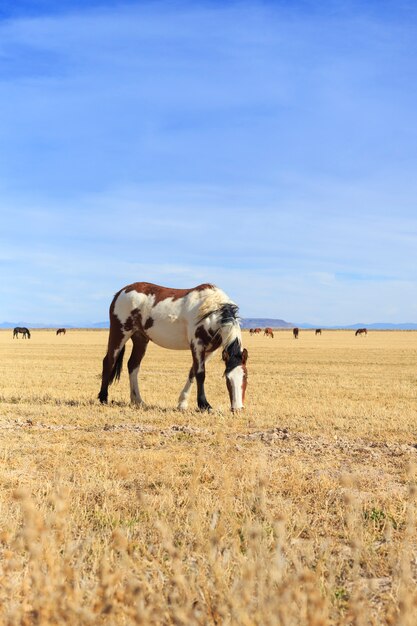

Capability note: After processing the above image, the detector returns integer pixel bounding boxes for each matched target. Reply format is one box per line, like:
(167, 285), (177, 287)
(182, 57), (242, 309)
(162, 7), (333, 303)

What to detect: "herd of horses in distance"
(10, 281), (369, 412)
(13, 326), (369, 340)
(249, 327), (368, 338)
(13, 327), (66, 338)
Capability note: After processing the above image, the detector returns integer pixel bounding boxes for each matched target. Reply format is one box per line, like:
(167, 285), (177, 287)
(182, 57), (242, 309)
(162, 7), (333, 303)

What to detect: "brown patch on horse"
(124, 282), (216, 305)
(109, 299), (125, 347)
(144, 317), (154, 330)
(124, 308), (148, 333)
(195, 324), (222, 352)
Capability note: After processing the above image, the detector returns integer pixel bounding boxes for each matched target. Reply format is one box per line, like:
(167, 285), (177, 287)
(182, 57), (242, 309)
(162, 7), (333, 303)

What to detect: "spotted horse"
(98, 282), (249, 412)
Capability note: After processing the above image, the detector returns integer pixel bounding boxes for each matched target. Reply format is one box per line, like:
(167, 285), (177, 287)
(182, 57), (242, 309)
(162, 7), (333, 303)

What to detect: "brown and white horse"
(56, 328), (66, 336)
(355, 328), (367, 336)
(264, 327), (274, 338)
(293, 327), (299, 339)
(98, 282), (248, 412)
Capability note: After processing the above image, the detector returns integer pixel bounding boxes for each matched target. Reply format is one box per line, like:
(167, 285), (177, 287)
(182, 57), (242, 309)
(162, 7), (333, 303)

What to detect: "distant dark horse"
(56, 328), (66, 336)
(293, 327), (299, 339)
(355, 328), (367, 337)
(315, 329), (322, 336)
(264, 327), (274, 338)
(13, 327), (31, 339)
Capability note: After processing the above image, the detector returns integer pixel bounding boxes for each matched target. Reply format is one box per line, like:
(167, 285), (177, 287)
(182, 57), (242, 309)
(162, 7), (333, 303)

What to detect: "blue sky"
(1, 0), (416, 325)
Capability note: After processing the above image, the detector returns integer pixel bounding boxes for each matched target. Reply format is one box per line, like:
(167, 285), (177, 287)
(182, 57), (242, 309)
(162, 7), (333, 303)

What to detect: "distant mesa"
(241, 318), (294, 329)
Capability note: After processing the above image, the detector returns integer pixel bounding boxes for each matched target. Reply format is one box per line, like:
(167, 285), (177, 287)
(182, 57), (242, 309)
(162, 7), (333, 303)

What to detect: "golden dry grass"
(1, 328), (417, 625)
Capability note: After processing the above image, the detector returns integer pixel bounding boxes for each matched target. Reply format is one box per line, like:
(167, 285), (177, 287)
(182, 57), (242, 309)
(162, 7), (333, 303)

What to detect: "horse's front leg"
(191, 341), (212, 411)
(178, 352), (214, 411)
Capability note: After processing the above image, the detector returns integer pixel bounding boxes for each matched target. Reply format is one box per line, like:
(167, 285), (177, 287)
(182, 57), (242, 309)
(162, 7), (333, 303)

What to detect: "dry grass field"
(1, 328), (417, 625)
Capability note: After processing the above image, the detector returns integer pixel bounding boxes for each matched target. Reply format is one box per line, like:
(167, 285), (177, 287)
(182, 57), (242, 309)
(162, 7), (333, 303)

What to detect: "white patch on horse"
(146, 297), (189, 350)
(226, 365), (245, 410)
(113, 290), (154, 325)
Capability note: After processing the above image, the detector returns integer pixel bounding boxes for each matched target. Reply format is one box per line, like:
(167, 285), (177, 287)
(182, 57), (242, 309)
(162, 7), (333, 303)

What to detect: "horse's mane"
(198, 300), (239, 324)
(198, 301), (241, 349)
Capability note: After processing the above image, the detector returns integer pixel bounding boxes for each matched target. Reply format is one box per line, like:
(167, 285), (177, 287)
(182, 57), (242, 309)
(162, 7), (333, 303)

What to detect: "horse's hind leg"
(98, 325), (130, 404)
(178, 366), (195, 410)
(128, 331), (149, 405)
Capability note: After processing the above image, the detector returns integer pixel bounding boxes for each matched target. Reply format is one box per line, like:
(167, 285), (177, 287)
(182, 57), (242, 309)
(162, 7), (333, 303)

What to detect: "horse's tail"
(109, 345), (125, 385)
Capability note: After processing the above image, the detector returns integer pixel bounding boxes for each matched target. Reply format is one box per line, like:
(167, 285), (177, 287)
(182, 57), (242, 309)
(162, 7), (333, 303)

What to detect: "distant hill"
(337, 322), (417, 330)
(0, 321), (105, 329)
(240, 318), (294, 329)
(295, 322), (417, 330)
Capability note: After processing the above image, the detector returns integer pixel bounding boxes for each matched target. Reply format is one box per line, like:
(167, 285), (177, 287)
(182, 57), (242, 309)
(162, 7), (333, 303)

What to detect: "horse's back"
(110, 282), (233, 350)
(113, 282), (229, 320)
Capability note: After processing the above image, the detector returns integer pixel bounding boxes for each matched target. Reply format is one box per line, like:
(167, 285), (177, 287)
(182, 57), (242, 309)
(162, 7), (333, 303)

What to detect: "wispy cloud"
(0, 1), (416, 324)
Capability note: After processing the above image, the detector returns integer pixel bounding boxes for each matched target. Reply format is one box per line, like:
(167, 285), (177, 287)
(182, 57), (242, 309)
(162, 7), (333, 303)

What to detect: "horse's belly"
(146, 320), (189, 350)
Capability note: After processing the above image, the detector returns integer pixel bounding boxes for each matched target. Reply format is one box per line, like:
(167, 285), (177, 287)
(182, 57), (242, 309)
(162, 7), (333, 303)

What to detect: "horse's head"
(222, 339), (248, 412)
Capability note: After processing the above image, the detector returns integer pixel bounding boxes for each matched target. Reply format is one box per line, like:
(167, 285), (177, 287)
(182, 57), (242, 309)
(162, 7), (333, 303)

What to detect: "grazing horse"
(13, 327), (31, 339)
(264, 327), (274, 338)
(98, 282), (248, 412)
(293, 327), (299, 339)
(56, 328), (66, 336)
(315, 329), (322, 336)
(250, 327), (262, 335)
(355, 328), (368, 336)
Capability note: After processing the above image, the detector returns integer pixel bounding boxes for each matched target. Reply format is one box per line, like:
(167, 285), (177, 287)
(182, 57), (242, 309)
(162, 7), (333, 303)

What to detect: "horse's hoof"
(198, 403), (212, 412)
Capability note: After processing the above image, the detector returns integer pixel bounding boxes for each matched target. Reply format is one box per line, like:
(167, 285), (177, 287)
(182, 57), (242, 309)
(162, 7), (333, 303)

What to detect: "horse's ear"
(242, 348), (248, 364)
(222, 349), (229, 363)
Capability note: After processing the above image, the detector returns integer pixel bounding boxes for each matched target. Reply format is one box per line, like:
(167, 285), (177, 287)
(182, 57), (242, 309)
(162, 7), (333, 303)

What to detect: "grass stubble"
(0, 329), (417, 625)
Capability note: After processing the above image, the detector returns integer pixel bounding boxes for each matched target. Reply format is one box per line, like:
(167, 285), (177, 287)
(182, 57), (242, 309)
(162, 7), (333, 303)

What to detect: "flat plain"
(1, 329), (417, 625)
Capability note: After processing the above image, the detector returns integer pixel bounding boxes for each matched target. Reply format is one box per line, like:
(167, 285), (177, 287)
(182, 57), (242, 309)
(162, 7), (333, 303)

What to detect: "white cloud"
(1, 3), (417, 323)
